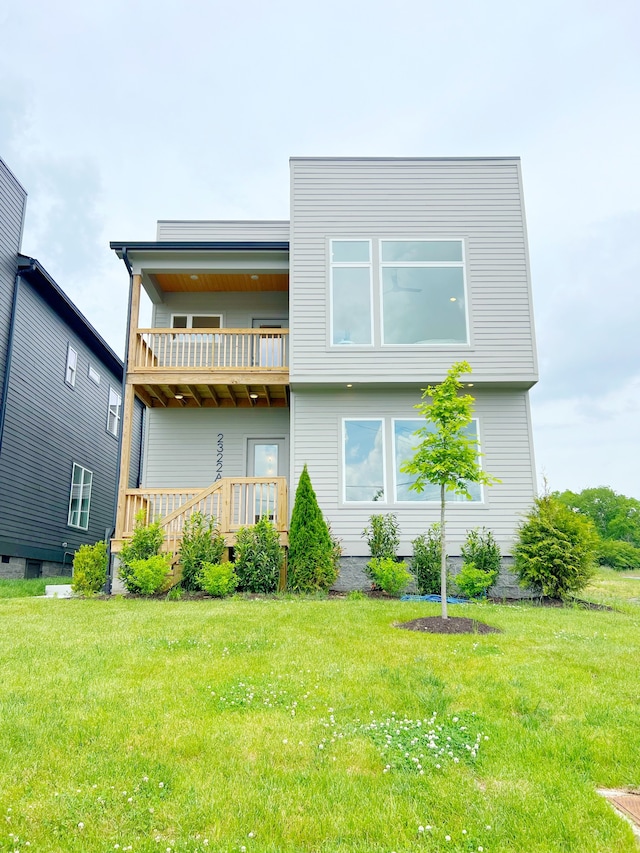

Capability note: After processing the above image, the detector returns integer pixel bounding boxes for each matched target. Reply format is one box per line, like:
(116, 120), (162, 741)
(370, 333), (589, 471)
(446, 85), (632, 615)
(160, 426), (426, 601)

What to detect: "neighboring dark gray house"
(0, 156), (142, 579)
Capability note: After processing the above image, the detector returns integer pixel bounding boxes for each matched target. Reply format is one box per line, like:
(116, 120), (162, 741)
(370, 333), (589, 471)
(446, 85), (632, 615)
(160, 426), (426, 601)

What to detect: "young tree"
(400, 361), (500, 618)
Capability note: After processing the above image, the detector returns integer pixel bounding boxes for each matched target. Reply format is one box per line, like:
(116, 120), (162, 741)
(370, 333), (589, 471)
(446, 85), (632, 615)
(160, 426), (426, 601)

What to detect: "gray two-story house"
(111, 157), (538, 588)
(0, 156), (143, 579)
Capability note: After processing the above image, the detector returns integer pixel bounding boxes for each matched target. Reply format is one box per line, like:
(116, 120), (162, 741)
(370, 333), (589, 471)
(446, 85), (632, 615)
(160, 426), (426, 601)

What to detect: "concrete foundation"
(0, 556), (72, 580)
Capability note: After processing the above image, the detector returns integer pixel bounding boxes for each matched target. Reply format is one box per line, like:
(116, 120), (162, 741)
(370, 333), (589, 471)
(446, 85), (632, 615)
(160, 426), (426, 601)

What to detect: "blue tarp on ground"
(400, 594), (469, 604)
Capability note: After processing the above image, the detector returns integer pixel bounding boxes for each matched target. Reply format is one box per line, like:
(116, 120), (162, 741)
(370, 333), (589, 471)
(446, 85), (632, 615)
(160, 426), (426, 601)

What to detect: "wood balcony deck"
(112, 477), (289, 555)
(129, 329), (289, 408)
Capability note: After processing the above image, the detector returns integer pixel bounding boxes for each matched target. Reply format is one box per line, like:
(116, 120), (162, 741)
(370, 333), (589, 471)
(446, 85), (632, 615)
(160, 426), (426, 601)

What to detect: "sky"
(1, 0), (638, 498)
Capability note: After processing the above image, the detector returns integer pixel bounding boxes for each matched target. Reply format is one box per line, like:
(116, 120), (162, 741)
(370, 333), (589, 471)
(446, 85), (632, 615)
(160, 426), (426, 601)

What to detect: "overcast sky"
(1, 0), (638, 498)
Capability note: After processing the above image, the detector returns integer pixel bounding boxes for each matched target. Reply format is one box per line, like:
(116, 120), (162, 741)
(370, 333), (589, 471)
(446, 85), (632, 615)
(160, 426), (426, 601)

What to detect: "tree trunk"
(440, 483), (447, 619)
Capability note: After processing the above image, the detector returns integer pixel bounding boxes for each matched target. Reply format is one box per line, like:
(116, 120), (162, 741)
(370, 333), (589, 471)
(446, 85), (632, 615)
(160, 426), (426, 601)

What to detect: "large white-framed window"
(380, 239), (468, 345)
(67, 464), (93, 530)
(330, 240), (373, 346)
(393, 418), (483, 502)
(65, 344), (78, 387)
(170, 314), (222, 329)
(342, 418), (386, 502)
(107, 387), (122, 437)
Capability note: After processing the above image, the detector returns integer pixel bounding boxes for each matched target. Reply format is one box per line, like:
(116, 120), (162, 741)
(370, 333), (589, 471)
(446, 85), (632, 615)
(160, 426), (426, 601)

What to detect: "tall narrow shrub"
(179, 511), (226, 590)
(119, 510), (164, 593)
(288, 464), (337, 592)
(234, 518), (283, 593)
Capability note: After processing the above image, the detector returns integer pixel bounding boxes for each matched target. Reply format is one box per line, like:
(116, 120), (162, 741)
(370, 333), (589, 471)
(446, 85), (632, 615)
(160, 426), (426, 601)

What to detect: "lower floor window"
(343, 417), (483, 503)
(68, 463), (93, 529)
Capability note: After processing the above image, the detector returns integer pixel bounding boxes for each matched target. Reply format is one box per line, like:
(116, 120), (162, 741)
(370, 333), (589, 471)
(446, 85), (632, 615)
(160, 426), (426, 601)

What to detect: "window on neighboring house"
(65, 345), (78, 386)
(393, 418), (483, 502)
(107, 387), (122, 436)
(381, 240), (468, 345)
(68, 464), (93, 529)
(88, 365), (101, 385)
(330, 240), (373, 345)
(342, 419), (385, 502)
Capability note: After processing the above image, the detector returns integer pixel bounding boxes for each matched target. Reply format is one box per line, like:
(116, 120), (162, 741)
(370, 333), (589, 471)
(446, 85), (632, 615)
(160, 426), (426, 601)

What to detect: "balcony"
(129, 328), (289, 408)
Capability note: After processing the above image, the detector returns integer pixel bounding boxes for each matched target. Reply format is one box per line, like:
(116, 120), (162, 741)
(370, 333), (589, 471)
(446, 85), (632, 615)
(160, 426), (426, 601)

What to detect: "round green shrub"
(71, 541), (108, 594)
(366, 557), (412, 597)
(198, 562), (238, 597)
(362, 513), (400, 560)
(128, 554), (171, 595)
(119, 510), (164, 593)
(514, 494), (598, 599)
(455, 561), (495, 599)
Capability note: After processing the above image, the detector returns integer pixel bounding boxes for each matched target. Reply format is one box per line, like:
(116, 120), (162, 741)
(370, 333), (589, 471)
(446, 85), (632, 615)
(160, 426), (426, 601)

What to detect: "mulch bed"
(397, 616), (502, 634)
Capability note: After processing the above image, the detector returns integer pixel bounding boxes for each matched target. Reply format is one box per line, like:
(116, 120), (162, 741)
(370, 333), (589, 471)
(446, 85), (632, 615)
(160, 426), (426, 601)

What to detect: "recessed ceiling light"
(467, 383), (474, 388)
(249, 393), (259, 399)
(250, 274), (260, 280)
(174, 393), (184, 400)
(450, 296), (457, 302)
(190, 275), (199, 280)
(346, 384), (353, 388)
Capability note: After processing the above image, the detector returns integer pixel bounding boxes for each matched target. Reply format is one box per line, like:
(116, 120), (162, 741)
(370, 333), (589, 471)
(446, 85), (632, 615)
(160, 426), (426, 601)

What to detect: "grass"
(0, 575), (70, 599)
(584, 567), (640, 610)
(0, 592), (639, 852)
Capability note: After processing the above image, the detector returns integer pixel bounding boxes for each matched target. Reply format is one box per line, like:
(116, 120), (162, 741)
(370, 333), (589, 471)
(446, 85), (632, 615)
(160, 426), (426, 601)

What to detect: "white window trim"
(329, 239), (374, 348)
(107, 386), (122, 437)
(88, 365), (101, 385)
(65, 344), (78, 387)
(170, 313), (223, 329)
(379, 238), (470, 347)
(391, 416), (484, 504)
(341, 417), (387, 504)
(67, 463), (93, 530)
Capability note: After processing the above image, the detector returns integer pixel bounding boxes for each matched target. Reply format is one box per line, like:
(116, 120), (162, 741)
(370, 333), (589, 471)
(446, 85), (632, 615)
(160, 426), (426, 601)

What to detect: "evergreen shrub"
(363, 513), (400, 561)
(411, 526), (441, 594)
(179, 511), (226, 590)
(455, 562), (495, 599)
(288, 464), (337, 592)
(71, 541), (108, 594)
(119, 510), (164, 593)
(514, 494), (598, 598)
(234, 518), (283, 593)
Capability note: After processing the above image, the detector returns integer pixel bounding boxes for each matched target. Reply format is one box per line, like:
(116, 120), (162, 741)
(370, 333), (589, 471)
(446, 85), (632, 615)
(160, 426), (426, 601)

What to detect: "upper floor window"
(107, 387), (122, 436)
(171, 314), (222, 329)
(68, 463), (93, 529)
(381, 240), (468, 345)
(88, 365), (101, 385)
(65, 345), (78, 386)
(330, 241), (373, 345)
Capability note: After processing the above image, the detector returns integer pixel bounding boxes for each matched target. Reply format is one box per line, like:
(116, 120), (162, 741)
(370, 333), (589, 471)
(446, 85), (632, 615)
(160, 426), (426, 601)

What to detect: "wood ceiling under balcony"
(133, 381), (289, 409)
(153, 272), (289, 293)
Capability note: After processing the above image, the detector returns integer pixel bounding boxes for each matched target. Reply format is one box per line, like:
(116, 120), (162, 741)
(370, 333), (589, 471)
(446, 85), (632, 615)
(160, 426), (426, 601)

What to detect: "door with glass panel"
(171, 314), (221, 368)
(251, 319), (288, 368)
(246, 439), (287, 524)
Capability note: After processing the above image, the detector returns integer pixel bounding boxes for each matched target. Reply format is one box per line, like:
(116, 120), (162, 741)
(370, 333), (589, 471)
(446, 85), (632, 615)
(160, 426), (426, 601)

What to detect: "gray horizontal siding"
(0, 159), (27, 402)
(152, 291), (288, 329)
(0, 279), (124, 561)
(143, 407), (290, 488)
(156, 220), (290, 242)
(290, 385), (537, 557)
(289, 158), (537, 384)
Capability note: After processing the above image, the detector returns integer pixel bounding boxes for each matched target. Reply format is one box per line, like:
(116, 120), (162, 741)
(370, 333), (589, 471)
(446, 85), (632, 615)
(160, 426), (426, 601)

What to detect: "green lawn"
(0, 575), (70, 599)
(1, 592), (639, 852)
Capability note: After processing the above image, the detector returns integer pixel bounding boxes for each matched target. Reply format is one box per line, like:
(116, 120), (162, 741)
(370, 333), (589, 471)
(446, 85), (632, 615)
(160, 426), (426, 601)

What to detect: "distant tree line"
(554, 487), (640, 570)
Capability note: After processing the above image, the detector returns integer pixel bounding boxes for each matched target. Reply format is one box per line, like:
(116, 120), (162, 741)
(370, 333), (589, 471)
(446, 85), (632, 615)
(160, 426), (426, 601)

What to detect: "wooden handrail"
(133, 328), (289, 371)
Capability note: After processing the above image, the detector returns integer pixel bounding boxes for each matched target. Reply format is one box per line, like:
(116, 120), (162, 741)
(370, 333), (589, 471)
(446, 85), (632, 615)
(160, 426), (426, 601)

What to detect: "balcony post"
(115, 274), (142, 539)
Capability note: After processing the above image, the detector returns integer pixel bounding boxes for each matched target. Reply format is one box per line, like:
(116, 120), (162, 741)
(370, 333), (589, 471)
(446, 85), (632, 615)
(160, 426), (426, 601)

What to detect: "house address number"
(215, 433), (223, 480)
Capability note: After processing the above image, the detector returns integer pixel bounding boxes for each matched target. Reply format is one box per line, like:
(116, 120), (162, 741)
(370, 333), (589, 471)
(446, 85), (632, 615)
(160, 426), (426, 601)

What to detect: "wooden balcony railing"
(133, 328), (289, 372)
(117, 477), (288, 554)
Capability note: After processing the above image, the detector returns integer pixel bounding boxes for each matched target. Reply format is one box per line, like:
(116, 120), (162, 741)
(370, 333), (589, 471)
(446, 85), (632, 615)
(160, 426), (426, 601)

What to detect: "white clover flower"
(418, 826), (424, 832)
(78, 822), (85, 829)
(248, 831), (255, 837)
(445, 835), (451, 841)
